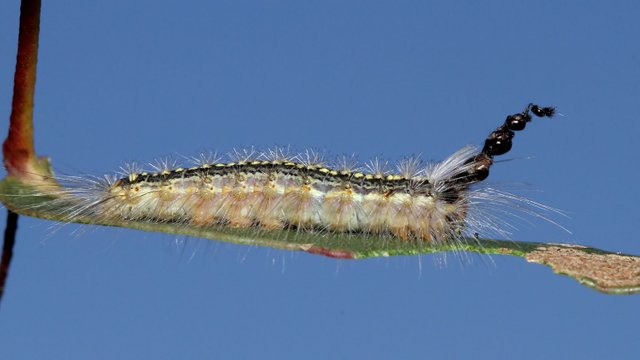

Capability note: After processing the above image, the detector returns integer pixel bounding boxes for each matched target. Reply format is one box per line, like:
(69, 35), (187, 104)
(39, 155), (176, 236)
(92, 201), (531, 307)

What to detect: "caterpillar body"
(55, 104), (557, 244)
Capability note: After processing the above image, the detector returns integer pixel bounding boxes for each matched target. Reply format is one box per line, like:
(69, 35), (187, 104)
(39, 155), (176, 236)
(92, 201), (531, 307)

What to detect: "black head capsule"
(450, 103), (555, 187)
(505, 113), (531, 131)
(464, 154), (492, 182)
(530, 105), (555, 118)
(471, 167), (489, 182)
(482, 128), (514, 156)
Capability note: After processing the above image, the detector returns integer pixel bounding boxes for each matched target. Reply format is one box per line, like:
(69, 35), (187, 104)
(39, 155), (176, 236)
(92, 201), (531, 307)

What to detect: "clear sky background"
(1, 1), (639, 359)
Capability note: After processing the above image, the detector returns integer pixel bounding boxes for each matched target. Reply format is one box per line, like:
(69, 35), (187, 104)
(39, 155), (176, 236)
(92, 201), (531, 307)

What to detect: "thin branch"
(3, 0), (42, 178)
(0, 211), (19, 306)
(0, 0), (42, 308)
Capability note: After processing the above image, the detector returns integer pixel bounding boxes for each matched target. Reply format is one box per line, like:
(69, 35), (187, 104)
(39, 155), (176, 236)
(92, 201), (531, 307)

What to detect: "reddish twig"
(1, 0), (42, 309)
(3, 0), (42, 178)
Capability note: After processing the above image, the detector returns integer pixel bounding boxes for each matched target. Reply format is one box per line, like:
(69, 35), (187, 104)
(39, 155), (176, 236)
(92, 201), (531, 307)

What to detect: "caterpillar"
(44, 103), (558, 245)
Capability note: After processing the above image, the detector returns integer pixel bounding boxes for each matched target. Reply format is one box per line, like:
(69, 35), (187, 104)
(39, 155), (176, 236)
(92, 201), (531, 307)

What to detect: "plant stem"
(3, 0), (42, 178)
(1, 0), (42, 309)
(0, 211), (18, 307)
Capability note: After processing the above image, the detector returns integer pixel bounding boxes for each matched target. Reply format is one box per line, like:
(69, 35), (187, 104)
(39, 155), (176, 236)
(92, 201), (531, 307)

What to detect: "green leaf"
(1, 175), (639, 295)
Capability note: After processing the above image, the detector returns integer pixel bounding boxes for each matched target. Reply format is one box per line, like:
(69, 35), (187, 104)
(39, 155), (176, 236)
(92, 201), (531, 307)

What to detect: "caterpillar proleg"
(29, 104), (558, 245)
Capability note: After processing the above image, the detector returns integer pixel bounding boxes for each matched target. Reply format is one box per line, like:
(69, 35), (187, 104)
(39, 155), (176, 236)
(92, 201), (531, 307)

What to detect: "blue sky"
(1, 1), (639, 359)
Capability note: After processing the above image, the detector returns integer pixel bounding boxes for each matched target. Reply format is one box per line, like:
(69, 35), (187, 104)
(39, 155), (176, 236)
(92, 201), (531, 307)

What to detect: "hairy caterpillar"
(42, 103), (558, 245)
